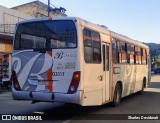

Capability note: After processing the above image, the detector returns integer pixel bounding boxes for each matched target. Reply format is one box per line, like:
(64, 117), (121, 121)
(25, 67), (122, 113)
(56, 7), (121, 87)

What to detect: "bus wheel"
(112, 83), (122, 107)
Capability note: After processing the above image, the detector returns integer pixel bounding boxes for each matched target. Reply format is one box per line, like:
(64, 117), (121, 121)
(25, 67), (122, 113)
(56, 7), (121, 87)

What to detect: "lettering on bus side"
(56, 62), (76, 70)
(57, 63), (65, 69)
(52, 72), (64, 76)
(65, 62), (76, 69)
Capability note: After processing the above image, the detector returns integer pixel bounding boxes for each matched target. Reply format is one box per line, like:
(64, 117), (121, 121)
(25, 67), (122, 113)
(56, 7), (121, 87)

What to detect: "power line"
(43, 0), (57, 8)
(50, 2), (56, 8)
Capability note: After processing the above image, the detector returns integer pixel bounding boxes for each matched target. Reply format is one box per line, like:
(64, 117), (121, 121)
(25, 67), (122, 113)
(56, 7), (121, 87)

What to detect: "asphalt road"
(0, 75), (160, 123)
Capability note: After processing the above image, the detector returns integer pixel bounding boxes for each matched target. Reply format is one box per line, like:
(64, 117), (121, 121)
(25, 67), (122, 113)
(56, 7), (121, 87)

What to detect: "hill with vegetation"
(145, 43), (160, 59)
(145, 43), (160, 67)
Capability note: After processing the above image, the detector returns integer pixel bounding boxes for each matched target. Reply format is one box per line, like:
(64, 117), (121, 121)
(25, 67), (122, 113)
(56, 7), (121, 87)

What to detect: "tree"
(155, 56), (160, 67)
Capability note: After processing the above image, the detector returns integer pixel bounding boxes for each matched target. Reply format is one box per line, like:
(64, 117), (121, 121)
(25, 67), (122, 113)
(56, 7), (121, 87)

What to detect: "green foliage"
(145, 43), (160, 59)
(155, 57), (160, 67)
(145, 43), (160, 67)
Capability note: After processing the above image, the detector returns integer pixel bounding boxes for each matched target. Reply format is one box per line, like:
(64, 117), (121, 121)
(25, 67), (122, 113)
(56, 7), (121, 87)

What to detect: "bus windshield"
(14, 20), (77, 50)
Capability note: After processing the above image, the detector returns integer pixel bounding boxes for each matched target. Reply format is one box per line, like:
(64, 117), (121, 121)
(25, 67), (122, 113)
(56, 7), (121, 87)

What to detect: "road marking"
(33, 112), (44, 115)
(62, 115), (80, 123)
(62, 119), (72, 123)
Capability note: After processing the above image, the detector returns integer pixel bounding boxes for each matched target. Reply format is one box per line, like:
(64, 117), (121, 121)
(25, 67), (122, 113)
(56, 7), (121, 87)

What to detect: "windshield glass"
(14, 20), (77, 49)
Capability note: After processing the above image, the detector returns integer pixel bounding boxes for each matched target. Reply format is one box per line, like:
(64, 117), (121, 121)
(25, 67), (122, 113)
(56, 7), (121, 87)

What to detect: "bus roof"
(16, 16), (149, 50)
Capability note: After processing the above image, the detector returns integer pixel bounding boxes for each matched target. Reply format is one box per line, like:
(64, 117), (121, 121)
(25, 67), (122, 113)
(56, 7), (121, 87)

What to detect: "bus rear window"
(14, 20), (77, 49)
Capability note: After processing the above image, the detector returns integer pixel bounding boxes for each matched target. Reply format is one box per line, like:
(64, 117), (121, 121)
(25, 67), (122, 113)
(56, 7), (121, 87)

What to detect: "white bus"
(12, 17), (150, 106)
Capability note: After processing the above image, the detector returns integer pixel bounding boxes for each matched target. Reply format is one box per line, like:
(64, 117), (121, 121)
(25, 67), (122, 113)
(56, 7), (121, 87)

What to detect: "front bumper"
(12, 88), (82, 105)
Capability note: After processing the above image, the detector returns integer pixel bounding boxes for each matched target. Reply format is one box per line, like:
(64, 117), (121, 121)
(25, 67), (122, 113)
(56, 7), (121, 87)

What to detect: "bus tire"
(112, 83), (122, 107)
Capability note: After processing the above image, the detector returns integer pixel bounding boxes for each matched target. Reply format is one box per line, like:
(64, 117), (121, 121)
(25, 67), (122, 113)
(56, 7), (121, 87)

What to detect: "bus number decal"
(52, 72), (64, 76)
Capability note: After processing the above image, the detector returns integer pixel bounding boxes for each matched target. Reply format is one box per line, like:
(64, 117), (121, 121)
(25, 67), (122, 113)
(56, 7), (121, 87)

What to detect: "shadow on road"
(34, 92), (146, 120)
(38, 90), (160, 121)
(38, 103), (111, 120)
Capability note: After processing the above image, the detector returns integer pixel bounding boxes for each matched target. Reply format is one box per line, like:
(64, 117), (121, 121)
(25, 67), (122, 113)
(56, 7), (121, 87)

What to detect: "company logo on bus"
(54, 52), (64, 59)
(54, 51), (77, 59)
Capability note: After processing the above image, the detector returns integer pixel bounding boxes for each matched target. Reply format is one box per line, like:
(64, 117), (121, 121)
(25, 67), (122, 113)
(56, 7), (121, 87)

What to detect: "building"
(0, 5), (34, 82)
(11, 0), (67, 18)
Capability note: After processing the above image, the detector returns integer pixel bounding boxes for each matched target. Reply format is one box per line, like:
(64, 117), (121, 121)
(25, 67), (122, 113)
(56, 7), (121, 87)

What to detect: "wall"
(0, 5), (34, 36)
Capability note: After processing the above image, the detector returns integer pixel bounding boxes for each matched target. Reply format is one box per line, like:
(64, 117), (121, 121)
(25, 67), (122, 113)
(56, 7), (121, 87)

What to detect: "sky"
(0, 0), (160, 43)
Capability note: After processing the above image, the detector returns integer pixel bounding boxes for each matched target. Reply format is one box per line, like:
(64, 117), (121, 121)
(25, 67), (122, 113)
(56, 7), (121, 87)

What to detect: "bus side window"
(92, 31), (101, 63)
(117, 40), (121, 63)
(83, 28), (101, 63)
(126, 43), (130, 63)
(112, 38), (119, 64)
(83, 29), (93, 63)
(142, 48), (147, 64)
(119, 41), (127, 64)
(127, 44), (135, 64)
(135, 46), (142, 64)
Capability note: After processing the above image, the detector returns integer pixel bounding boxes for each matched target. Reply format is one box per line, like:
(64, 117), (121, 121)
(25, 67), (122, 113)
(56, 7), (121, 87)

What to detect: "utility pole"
(48, 0), (50, 17)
